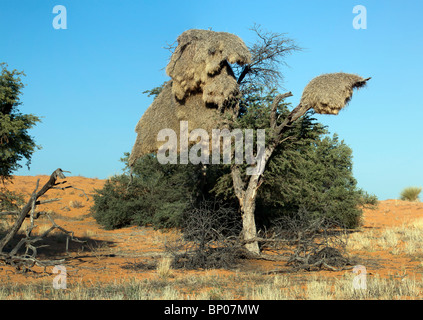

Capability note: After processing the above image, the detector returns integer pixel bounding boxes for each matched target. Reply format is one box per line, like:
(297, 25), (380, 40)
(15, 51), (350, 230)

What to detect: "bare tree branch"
(238, 24), (301, 90)
(0, 168), (87, 272)
(0, 169), (65, 252)
(270, 91), (293, 128)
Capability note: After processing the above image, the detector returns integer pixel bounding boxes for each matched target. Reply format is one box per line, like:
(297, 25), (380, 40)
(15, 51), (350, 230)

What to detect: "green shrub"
(1, 63), (41, 182)
(90, 154), (204, 230)
(255, 133), (376, 229)
(0, 187), (25, 211)
(91, 92), (375, 231)
(0, 187), (25, 232)
(212, 97), (376, 229)
(400, 187), (422, 202)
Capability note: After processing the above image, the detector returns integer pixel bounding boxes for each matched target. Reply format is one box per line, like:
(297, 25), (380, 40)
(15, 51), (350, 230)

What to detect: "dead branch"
(35, 198), (61, 205)
(0, 211), (19, 217)
(273, 210), (354, 272)
(270, 91), (293, 128)
(52, 183), (89, 201)
(0, 168), (86, 272)
(241, 24), (301, 89)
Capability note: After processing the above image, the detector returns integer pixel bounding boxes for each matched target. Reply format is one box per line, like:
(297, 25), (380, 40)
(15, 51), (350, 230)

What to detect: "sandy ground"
(2, 175), (423, 297)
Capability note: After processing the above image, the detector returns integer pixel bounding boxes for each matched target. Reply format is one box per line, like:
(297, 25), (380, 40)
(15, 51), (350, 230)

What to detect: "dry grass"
(400, 187), (422, 202)
(247, 272), (422, 300)
(378, 229), (399, 250)
(347, 229), (378, 252)
(391, 219), (423, 256)
(1, 267), (422, 300)
(0, 217), (13, 232)
(84, 229), (98, 238)
(156, 256), (174, 279)
(2, 180), (423, 301)
(348, 218), (423, 258)
(69, 200), (84, 209)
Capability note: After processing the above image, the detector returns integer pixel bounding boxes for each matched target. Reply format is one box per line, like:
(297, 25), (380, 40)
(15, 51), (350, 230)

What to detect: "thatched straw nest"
(300, 73), (370, 115)
(166, 29), (251, 109)
(128, 81), (222, 166)
(129, 29), (251, 165)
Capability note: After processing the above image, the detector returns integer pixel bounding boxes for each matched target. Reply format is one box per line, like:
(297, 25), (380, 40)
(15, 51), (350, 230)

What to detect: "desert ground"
(1, 175), (423, 300)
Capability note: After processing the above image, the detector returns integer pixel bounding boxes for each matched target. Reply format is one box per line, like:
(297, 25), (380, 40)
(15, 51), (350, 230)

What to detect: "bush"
(93, 132), (374, 232)
(257, 133), (376, 229)
(91, 154), (204, 230)
(92, 94), (375, 233)
(400, 187), (422, 202)
(213, 128), (376, 229)
(0, 63), (41, 182)
(1, 63), (39, 231)
(272, 208), (353, 271)
(0, 188), (25, 232)
(166, 200), (244, 270)
(0, 187), (25, 211)
(211, 91), (375, 229)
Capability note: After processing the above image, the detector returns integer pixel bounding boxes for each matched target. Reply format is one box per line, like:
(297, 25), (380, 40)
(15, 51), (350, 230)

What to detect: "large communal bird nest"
(128, 81), (222, 166)
(301, 72), (370, 115)
(129, 30), (370, 167)
(166, 29), (251, 108)
(129, 29), (251, 166)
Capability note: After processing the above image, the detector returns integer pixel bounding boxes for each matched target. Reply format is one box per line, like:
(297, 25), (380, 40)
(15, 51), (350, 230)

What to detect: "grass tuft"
(400, 187), (422, 202)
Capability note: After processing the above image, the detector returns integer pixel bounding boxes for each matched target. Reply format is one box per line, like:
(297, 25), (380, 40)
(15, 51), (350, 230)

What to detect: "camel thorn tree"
(129, 26), (371, 255)
(229, 80), (369, 254)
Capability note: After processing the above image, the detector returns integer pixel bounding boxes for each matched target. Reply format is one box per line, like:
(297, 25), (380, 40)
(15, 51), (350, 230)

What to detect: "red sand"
(2, 175), (423, 292)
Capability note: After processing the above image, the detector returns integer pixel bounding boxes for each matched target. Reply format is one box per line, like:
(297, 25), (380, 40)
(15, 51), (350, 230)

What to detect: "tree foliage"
(212, 88), (376, 229)
(0, 187), (25, 212)
(92, 27), (375, 234)
(0, 63), (41, 182)
(91, 154), (226, 229)
(92, 87), (375, 231)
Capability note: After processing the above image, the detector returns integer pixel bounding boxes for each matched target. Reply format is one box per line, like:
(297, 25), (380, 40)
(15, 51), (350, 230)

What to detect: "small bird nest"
(300, 73), (370, 115)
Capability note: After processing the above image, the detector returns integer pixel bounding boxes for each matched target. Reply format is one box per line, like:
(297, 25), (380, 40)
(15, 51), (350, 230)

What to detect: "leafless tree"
(165, 200), (245, 269)
(272, 209), (353, 271)
(0, 169), (85, 272)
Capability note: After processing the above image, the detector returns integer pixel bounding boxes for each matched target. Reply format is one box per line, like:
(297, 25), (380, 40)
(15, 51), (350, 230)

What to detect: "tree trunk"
(232, 147), (275, 255)
(229, 95), (309, 255)
(231, 166), (262, 254)
(242, 183), (260, 254)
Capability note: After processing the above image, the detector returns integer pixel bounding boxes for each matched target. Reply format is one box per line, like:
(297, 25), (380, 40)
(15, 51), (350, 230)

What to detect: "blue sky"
(1, 0), (422, 200)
